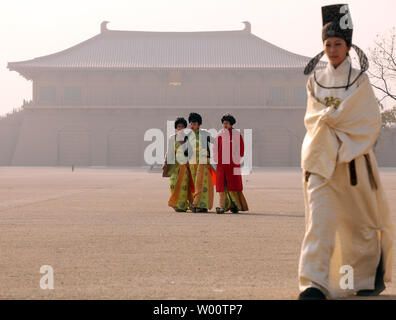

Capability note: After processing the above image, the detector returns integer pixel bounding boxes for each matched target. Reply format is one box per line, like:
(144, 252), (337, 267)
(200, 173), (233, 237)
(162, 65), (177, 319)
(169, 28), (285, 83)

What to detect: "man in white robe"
(299, 55), (394, 299)
(298, 4), (394, 300)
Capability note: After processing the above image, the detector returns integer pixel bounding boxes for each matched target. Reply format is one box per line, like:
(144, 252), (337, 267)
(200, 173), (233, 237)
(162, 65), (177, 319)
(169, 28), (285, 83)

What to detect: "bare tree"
(367, 27), (396, 107)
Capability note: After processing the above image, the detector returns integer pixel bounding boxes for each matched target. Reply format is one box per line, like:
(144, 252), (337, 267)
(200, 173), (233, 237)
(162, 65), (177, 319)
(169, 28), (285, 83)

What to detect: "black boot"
(356, 254), (385, 296)
(216, 207), (225, 214)
(298, 287), (326, 300)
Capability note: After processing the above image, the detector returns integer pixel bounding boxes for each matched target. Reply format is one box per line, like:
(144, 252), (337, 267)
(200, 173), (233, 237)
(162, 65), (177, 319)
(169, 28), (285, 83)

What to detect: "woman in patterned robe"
(186, 112), (216, 213)
(167, 117), (193, 212)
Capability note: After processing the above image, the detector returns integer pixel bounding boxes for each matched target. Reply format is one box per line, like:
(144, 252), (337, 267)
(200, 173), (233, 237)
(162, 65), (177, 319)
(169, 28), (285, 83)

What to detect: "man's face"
(324, 37), (350, 68)
(189, 122), (199, 131)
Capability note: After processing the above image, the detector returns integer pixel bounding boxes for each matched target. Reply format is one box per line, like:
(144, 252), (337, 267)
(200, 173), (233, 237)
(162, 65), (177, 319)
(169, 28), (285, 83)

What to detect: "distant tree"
(381, 106), (396, 129)
(367, 27), (396, 106)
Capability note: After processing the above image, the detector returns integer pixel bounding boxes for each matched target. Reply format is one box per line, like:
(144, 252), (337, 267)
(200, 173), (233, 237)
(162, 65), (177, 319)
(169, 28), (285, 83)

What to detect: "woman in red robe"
(213, 114), (248, 214)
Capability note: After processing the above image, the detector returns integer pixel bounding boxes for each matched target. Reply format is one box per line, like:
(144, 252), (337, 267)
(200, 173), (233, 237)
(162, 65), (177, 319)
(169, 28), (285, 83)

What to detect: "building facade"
(2, 21), (395, 166)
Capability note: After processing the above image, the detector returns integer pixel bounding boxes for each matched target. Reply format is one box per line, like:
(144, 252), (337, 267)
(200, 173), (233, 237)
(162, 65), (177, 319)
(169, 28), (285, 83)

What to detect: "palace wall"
(1, 105), (394, 167)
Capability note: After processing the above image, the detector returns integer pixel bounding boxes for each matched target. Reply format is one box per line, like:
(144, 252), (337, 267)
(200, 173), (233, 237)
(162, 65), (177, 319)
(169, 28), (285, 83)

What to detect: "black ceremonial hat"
(321, 4), (353, 46)
(303, 3), (368, 79)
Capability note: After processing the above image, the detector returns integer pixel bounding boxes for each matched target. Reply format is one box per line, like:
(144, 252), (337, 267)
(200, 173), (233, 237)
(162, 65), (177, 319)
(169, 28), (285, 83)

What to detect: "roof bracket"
(242, 21), (251, 33)
(101, 21), (110, 33)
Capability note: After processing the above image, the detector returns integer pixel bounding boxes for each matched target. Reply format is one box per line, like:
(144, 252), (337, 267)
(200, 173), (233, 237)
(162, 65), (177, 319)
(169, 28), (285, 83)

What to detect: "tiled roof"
(8, 22), (324, 71)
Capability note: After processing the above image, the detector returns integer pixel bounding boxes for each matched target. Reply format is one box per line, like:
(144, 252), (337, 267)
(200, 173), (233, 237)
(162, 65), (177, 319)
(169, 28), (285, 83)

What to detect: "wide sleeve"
(321, 75), (381, 131)
(303, 74), (382, 171)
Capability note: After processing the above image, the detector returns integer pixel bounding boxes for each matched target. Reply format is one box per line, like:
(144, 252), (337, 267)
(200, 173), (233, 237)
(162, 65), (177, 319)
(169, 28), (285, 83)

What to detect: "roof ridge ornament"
(242, 21), (251, 33)
(101, 21), (110, 33)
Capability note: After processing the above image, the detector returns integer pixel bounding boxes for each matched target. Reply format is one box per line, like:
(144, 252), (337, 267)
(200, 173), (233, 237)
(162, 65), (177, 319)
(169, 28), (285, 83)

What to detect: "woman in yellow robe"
(166, 117), (193, 212)
(186, 112), (215, 213)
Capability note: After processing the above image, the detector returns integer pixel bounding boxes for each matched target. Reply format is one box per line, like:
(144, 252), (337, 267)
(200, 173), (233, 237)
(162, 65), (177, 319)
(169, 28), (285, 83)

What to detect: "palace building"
(2, 21), (395, 166)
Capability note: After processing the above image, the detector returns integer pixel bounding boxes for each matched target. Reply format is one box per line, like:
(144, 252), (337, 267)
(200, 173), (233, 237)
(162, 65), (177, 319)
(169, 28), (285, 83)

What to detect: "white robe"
(299, 57), (394, 298)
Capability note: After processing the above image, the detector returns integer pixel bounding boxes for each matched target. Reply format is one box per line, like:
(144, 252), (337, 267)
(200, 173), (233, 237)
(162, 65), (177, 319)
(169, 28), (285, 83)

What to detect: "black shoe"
(197, 208), (208, 213)
(357, 254), (386, 296)
(174, 208), (187, 212)
(356, 284), (385, 297)
(298, 287), (326, 300)
(216, 207), (225, 214)
(230, 207), (239, 214)
(191, 207), (198, 213)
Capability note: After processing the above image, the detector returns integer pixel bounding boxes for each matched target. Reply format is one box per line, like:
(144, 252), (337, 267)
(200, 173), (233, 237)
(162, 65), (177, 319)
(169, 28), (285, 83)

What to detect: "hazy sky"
(1, 0), (395, 116)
